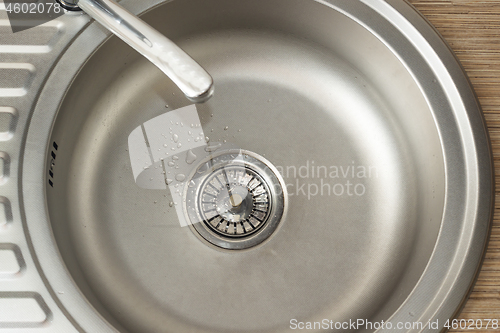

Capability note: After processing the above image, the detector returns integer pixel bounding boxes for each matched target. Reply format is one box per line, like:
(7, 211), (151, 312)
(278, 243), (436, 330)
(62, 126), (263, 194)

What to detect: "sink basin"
(20, 0), (493, 332)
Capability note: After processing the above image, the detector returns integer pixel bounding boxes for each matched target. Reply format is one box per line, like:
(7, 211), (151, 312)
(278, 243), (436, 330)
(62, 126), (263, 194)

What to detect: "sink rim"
(20, 0), (494, 331)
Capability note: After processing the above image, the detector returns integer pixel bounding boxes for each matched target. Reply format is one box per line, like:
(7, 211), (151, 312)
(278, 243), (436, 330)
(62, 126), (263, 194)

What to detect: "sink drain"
(184, 150), (286, 250)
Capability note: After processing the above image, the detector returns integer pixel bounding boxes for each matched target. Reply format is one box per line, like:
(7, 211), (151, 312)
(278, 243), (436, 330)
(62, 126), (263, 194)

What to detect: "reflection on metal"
(186, 150), (286, 250)
(19, 0), (492, 330)
(197, 166), (271, 237)
(76, 0), (214, 102)
(128, 105), (287, 249)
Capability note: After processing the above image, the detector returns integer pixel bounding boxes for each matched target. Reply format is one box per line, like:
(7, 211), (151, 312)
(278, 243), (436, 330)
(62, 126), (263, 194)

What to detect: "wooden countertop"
(408, 1), (500, 331)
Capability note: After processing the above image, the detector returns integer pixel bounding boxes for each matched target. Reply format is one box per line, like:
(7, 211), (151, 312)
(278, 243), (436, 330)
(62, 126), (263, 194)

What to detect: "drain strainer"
(184, 150), (286, 250)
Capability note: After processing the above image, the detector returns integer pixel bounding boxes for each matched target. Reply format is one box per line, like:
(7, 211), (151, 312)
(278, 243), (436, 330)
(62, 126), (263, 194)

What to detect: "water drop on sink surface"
(186, 150), (197, 164)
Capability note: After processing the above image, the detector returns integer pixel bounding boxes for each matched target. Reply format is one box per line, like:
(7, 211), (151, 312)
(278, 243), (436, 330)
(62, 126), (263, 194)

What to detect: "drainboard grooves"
(0, 197), (12, 230)
(0, 152), (9, 185)
(0, 107), (18, 141)
(0, 9), (90, 331)
(0, 292), (51, 328)
(0, 243), (25, 278)
(0, 63), (35, 97)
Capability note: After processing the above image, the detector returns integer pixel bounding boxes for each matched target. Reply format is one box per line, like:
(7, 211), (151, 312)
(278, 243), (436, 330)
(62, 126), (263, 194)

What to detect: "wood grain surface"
(407, 0), (500, 331)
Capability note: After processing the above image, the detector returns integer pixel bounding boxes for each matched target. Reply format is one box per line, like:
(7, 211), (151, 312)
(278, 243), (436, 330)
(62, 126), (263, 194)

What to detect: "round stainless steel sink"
(21, 0), (493, 332)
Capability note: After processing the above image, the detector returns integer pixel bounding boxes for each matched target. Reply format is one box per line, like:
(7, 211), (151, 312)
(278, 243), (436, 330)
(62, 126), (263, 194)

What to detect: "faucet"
(57, 0), (214, 103)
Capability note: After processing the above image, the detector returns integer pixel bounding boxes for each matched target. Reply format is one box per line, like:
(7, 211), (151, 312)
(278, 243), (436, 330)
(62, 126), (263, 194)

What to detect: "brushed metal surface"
(407, 1), (500, 329)
(0, 293), (50, 328)
(1, 0), (493, 332)
(44, 1), (445, 330)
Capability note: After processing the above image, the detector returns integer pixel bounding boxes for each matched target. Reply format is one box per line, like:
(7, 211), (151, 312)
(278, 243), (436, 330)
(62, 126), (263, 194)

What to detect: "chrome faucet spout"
(74, 0), (214, 103)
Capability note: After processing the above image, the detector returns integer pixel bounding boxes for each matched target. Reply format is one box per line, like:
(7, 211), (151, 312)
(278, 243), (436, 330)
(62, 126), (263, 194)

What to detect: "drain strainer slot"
(184, 150), (286, 250)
